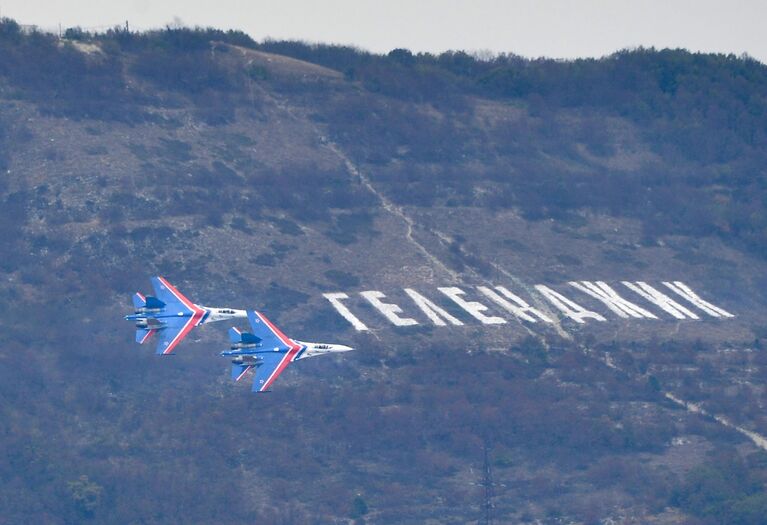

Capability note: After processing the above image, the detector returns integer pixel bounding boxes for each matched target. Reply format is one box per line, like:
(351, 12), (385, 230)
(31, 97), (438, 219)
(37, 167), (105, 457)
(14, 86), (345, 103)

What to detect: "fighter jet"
(126, 276), (247, 355)
(223, 310), (354, 393)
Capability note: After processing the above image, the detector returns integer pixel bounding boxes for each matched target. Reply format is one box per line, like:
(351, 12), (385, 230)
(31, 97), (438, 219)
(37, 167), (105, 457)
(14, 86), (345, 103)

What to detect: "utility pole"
(125, 20), (129, 33)
(482, 442), (495, 525)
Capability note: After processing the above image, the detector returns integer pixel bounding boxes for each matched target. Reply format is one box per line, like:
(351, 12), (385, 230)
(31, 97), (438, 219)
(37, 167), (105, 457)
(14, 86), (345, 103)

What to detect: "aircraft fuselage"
(221, 340), (353, 361)
(126, 305), (247, 327)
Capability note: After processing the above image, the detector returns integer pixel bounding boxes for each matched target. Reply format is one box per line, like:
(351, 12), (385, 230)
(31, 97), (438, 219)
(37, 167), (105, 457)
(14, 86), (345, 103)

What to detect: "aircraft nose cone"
(335, 344), (354, 352)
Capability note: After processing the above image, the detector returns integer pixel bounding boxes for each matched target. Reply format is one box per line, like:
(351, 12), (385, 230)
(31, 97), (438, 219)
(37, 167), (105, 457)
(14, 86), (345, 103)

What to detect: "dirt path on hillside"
(235, 51), (767, 450)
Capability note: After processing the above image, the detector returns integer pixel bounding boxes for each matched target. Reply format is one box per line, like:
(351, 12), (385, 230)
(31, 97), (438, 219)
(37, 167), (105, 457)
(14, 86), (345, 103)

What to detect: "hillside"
(1, 19), (767, 523)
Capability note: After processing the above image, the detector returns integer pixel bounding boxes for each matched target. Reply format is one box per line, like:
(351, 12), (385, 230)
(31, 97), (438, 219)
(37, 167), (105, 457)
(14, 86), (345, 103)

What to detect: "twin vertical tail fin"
(132, 293), (165, 311)
(228, 327), (261, 346)
(131, 292), (158, 344)
(228, 327), (261, 381)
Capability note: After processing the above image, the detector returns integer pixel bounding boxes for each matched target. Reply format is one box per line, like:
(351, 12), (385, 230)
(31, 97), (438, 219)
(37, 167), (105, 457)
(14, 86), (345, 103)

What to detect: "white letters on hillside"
(477, 286), (552, 323)
(439, 287), (507, 325)
(404, 288), (464, 326)
(323, 281), (735, 330)
(569, 281), (657, 319)
(621, 281), (699, 319)
(535, 285), (607, 324)
(662, 281), (735, 318)
(360, 291), (418, 326)
(322, 293), (369, 331)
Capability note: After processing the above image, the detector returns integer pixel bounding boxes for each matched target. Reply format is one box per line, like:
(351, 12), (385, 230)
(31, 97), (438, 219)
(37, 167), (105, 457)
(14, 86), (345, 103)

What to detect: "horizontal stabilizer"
(231, 363), (253, 381)
(135, 328), (155, 344)
(132, 293), (146, 309)
(228, 327), (243, 344)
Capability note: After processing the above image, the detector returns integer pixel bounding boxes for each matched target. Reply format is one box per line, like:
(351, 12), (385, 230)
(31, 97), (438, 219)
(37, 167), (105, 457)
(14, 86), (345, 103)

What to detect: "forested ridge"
(1, 18), (767, 523)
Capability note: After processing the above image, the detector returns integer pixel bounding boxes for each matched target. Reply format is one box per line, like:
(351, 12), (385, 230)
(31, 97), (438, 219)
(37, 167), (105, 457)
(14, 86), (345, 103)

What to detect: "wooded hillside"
(1, 19), (767, 523)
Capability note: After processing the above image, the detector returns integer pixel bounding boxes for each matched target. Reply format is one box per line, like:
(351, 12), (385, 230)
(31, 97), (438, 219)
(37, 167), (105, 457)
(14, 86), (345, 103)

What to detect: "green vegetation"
(672, 451), (767, 524)
(350, 494), (369, 519)
(67, 475), (104, 517)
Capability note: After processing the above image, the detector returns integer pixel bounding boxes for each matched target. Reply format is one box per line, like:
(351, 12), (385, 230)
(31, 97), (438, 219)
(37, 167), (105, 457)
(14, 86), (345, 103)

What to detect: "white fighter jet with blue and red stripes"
(126, 276), (247, 355)
(223, 310), (354, 393)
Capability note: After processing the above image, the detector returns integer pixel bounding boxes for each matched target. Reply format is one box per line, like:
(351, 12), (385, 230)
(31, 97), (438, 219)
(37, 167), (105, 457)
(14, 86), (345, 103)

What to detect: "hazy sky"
(2, 0), (765, 63)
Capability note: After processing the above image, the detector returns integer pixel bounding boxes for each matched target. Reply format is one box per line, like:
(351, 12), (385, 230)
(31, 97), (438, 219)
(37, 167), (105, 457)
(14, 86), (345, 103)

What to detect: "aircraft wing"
(246, 311), (294, 352)
(154, 315), (198, 355)
(245, 311), (301, 392)
(251, 351), (295, 393)
(150, 276), (197, 315)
